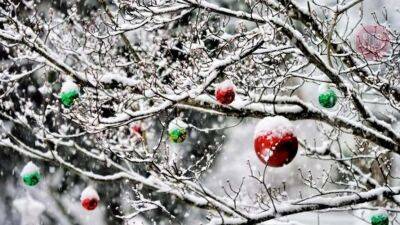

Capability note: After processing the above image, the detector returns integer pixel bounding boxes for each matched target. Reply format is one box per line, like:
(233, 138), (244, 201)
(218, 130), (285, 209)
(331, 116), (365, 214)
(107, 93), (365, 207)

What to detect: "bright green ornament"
(371, 213), (389, 225)
(21, 162), (41, 187)
(318, 88), (337, 108)
(169, 128), (187, 143)
(60, 90), (79, 107)
(168, 118), (188, 143)
(59, 80), (80, 107)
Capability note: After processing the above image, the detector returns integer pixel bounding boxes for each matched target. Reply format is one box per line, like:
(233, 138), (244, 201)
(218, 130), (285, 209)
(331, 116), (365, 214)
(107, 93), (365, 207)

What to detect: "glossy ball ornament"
(168, 118), (188, 143)
(371, 212), (389, 225)
(215, 80), (236, 105)
(80, 186), (100, 211)
(355, 25), (390, 61)
(254, 116), (298, 167)
(21, 162), (41, 187)
(318, 85), (337, 108)
(60, 80), (80, 108)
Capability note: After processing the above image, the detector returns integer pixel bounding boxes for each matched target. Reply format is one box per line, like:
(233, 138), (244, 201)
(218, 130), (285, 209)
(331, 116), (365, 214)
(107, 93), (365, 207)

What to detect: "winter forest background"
(1, 0), (400, 224)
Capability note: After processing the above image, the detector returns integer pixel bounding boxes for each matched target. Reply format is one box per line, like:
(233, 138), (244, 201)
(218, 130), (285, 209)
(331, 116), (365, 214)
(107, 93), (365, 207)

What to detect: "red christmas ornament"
(80, 186), (100, 211)
(215, 80), (236, 105)
(131, 124), (143, 136)
(253, 116), (298, 167)
(82, 198), (98, 211)
(355, 25), (390, 60)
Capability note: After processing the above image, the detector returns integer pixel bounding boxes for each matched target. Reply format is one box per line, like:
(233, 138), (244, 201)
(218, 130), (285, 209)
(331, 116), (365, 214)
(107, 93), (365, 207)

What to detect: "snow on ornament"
(21, 161), (41, 187)
(371, 211), (389, 225)
(215, 80), (236, 105)
(80, 186), (100, 211)
(59, 80), (80, 107)
(253, 116), (298, 167)
(318, 84), (337, 108)
(355, 25), (390, 60)
(168, 118), (188, 143)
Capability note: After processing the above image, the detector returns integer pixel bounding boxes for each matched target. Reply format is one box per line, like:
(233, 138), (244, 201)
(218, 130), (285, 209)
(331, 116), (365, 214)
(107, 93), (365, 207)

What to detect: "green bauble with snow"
(60, 80), (80, 107)
(371, 212), (389, 225)
(168, 118), (188, 143)
(318, 84), (337, 108)
(21, 162), (41, 187)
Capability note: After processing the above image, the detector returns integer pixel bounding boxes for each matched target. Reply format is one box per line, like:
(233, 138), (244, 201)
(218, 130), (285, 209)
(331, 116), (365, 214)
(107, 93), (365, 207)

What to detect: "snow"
(38, 84), (51, 95)
(168, 118), (188, 133)
(318, 83), (330, 93)
(60, 80), (79, 93)
(21, 161), (40, 177)
(80, 186), (100, 201)
(13, 197), (45, 225)
(216, 79), (236, 91)
(254, 116), (295, 138)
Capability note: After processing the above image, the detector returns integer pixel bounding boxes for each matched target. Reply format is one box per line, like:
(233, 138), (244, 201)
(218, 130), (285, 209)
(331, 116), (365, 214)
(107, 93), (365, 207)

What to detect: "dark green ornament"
(60, 90), (79, 107)
(318, 89), (337, 108)
(22, 171), (41, 186)
(371, 213), (389, 225)
(169, 128), (187, 143)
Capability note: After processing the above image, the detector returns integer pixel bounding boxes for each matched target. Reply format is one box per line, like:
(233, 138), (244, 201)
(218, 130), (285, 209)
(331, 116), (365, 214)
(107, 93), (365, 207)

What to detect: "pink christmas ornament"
(355, 25), (390, 60)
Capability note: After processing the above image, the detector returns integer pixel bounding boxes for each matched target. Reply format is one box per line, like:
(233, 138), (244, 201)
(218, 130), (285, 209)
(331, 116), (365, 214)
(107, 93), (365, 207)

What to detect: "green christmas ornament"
(21, 162), (41, 187)
(59, 81), (80, 107)
(371, 212), (389, 225)
(318, 85), (337, 108)
(168, 118), (188, 143)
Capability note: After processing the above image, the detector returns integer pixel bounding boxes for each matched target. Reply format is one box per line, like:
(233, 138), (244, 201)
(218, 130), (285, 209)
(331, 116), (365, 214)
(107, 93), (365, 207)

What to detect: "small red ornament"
(215, 80), (236, 105)
(82, 198), (98, 211)
(131, 124), (143, 136)
(355, 25), (390, 60)
(80, 186), (100, 211)
(253, 116), (298, 167)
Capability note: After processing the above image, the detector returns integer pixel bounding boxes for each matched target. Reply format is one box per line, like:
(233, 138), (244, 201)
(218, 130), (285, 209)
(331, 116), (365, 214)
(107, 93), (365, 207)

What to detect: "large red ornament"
(253, 116), (298, 167)
(80, 186), (100, 211)
(215, 80), (236, 105)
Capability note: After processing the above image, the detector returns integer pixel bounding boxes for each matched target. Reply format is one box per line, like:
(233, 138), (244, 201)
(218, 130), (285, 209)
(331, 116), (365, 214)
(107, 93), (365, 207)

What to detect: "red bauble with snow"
(80, 186), (100, 211)
(253, 116), (298, 167)
(131, 123), (143, 136)
(215, 80), (236, 105)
